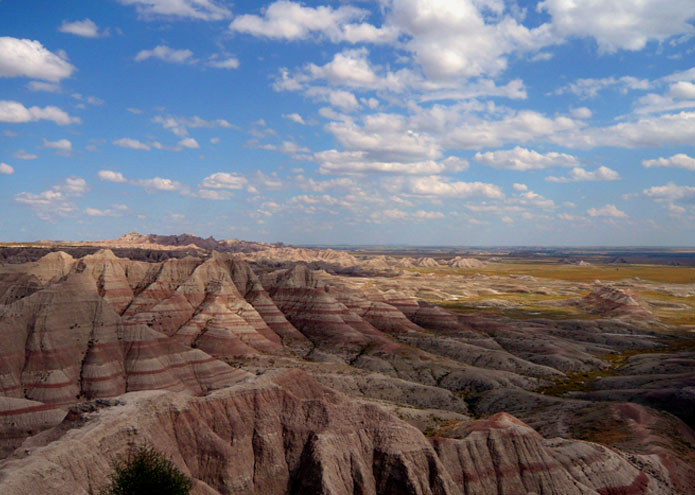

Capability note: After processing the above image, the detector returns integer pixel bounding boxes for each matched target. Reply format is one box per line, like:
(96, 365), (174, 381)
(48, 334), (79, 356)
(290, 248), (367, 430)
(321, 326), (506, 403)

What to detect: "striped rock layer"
(0, 250), (694, 495)
(0, 371), (680, 495)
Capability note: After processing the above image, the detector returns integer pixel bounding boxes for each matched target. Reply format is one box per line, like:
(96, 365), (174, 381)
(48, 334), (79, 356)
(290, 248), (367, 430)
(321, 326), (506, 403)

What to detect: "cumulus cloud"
(42, 138), (72, 151)
(113, 137), (151, 150)
(413, 210), (444, 219)
(643, 153), (695, 171)
(554, 76), (650, 98)
(388, 0), (553, 80)
(564, 111), (695, 148)
(135, 177), (185, 191)
(134, 45), (194, 63)
(84, 205), (126, 217)
(0, 162), (14, 174)
(14, 176), (88, 220)
(152, 114), (235, 137)
(0, 37), (75, 81)
(98, 170), (127, 183)
(643, 182), (695, 202)
(178, 137), (199, 149)
(98, 169), (189, 194)
(200, 172), (247, 189)
(229, 1), (396, 43)
(58, 19), (106, 38)
(315, 150), (467, 175)
(538, 0), (695, 53)
(207, 56), (239, 69)
(570, 107), (592, 119)
(326, 112), (442, 162)
(283, 113), (306, 125)
(404, 175), (504, 199)
(118, 0), (232, 21)
(475, 146), (578, 170)
(0, 100), (80, 125)
(445, 110), (581, 149)
(546, 166), (621, 182)
(587, 204), (628, 218)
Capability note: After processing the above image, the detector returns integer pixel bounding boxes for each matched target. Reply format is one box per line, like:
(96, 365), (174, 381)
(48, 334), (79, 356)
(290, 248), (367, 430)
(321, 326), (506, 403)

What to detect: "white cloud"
(194, 189), (232, 200)
(643, 153), (695, 171)
(413, 210), (444, 219)
(253, 171), (283, 189)
(113, 137), (151, 150)
(565, 111), (695, 148)
(326, 113), (442, 162)
(446, 110), (581, 149)
(307, 87), (361, 111)
(570, 107), (592, 119)
(14, 176), (88, 220)
(207, 56), (239, 69)
(388, 0), (552, 80)
(0, 37), (75, 81)
(475, 146), (578, 170)
(0, 100), (80, 125)
(315, 150), (467, 175)
(13, 150), (38, 160)
(98, 170), (127, 183)
(546, 166), (620, 183)
(134, 177), (186, 191)
(230, 2), (396, 43)
(0, 162), (14, 174)
(554, 76), (651, 98)
(643, 183), (695, 202)
(57, 177), (89, 195)
(178, 137), (199, 149)
(200, 172), (247, 189)
(405, 175), (504, 199)
(27, 80), (61, 92)
(538, 0), (695, 53)
(152, 114), (234, 137)
(84, 207), (123, 217)
(71, 93), (104, 106)
(134, 45), (194, 64)
(587, 204), (627, 218)
(118, 0), (232, 21)
(517, 190), (556, 209)
(42, 138), (72, 151)
(382, 208), (408, 219)
(283, 113), (306, 125)
(669, 81), (695, 100)
(513, 183), (528, 191)
(58, 19), (106, 38)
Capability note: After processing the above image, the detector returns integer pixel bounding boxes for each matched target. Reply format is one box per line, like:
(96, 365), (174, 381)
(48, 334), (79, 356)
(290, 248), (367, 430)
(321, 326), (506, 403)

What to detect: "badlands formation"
(0, 234), (694, 494)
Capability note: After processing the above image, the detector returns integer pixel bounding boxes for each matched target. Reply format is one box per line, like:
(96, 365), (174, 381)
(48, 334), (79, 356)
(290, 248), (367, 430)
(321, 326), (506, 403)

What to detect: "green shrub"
(100, 445), (192, 495)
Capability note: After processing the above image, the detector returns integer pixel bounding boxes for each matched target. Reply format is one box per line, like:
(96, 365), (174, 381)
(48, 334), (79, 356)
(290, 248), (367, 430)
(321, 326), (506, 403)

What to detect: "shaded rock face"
(0, 371), (682, 495)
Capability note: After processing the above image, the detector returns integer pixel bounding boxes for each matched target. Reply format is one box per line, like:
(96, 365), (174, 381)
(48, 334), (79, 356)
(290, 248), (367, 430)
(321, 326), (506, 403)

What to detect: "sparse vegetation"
(99, 445), (191, 495)
(411, 262), (695, 284)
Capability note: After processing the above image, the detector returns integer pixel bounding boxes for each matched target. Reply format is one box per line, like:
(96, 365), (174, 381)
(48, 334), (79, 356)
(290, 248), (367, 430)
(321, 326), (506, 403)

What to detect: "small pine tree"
(100, 445), (192, 495)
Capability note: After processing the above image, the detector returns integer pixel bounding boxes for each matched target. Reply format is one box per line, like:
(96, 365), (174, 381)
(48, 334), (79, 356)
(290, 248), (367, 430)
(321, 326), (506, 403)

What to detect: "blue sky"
(1, 0), (694, 246)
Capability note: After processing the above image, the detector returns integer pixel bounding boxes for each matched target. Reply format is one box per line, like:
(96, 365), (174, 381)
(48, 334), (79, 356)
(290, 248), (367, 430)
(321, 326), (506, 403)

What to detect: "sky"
(1, 0), (694, 246)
